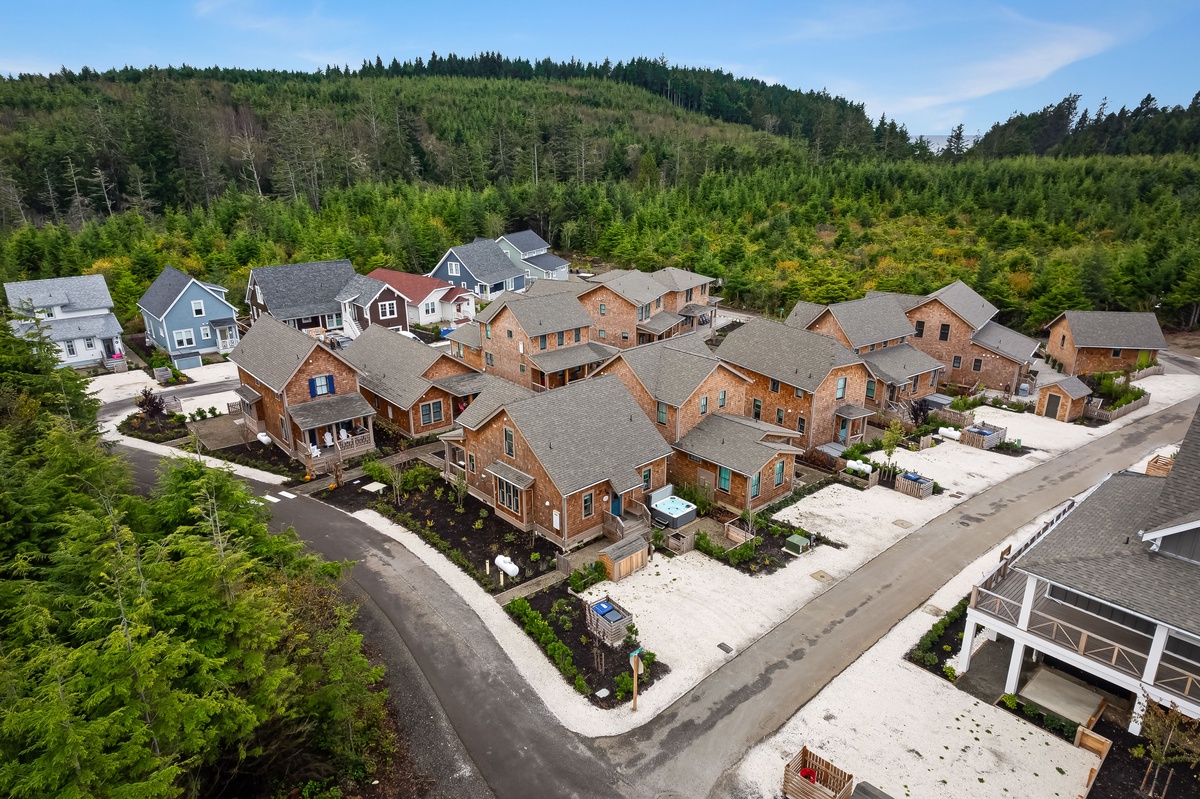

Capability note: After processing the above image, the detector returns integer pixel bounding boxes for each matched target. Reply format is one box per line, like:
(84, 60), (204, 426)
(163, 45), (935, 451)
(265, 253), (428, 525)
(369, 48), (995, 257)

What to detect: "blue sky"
(2, 0), (1196, 136)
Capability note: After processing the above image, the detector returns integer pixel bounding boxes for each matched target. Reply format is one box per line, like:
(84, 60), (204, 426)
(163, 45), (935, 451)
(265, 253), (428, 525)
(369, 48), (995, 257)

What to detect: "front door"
(611, 494), (623, 517)
(1044, 393), (1061, 420)
(308, 428), (318, 447)
(838, 417), (849, 444)
(697, 469), (715, 500)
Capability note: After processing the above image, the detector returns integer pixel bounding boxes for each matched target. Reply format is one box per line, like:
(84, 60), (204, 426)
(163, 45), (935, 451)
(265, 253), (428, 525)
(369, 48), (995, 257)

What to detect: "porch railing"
(1156, 661), (1200, 702)
(971, 586), (1021, 625)
(1027, 609), (1148, 678)
(336, 432), (372, 452)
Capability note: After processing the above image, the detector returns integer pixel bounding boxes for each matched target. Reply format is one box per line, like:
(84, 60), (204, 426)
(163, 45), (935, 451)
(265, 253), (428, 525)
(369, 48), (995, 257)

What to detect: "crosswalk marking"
(278, 491), (297, 499)
(263, 495), (280, 503)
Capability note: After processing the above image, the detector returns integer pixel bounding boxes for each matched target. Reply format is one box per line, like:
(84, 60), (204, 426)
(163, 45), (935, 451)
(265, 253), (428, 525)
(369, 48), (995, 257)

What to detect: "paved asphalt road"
(116, 389), (1200, 799)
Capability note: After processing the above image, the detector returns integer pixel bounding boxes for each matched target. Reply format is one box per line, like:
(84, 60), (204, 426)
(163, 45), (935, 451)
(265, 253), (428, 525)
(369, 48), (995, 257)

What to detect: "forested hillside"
(1, 66), (1198, 334)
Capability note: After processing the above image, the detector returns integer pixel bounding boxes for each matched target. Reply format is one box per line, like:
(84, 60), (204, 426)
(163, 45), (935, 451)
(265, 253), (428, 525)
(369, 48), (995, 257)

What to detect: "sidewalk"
(101, 420), (287, 485)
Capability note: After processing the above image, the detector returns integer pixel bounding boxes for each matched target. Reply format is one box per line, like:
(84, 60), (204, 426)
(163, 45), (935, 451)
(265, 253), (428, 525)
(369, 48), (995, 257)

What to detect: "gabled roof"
(454, 380), (535, 430)
(503, 376), (673, 495)
(584, 269), (669, 306)
(823, 295), (917, 349)
(430, 371), (502, 397)
(447, 323), (482, 349)
(784, 301), (827, 329)
(603, 333), (745, 407)
(637, 310), (684, 335)
(1043, 375), (1092, 399)
(861, 343), (944, 385)
(971, 320), (1039, 364)
(13, 313), (123, 343)
(340, 325), (449, 410)
(288, 392), (375, 430)
(523, 252), (570, 272)
(528, 341), (617, 373)
(498, 230), (550, 254)
(229, 315), (326, 392)
(1049, 310), (1168, 350)
(4, 274), (113, 313)
(674, 414), (804, 476)
(334, 274), (389, 306)
(1143, 410), (1200, 537)
(368, 268), (456, 305)
(138, 266), (196, 319)
(1014, 471), (1200, 636)
(446, 240), (524, 285)
(717, 318), (863, 393)
(249, 260), (357, 321)
(523, 277), (590, 298)
(917, 280), (997, 331)
(475, 292), (592, 335)
(865, 290), (926, 311)
(649, 267), (713, 292)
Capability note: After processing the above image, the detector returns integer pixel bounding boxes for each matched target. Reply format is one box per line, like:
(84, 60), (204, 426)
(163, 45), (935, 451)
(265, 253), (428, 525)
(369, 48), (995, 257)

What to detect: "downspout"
(561, 493), (569, 549)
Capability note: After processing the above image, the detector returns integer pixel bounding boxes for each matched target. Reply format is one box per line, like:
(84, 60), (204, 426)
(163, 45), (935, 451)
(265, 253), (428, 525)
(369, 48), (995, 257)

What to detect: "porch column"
(1141, 624), (1170, 684)
(1005, 641), (1026, 695)
(1017, 575), (1038, 630)
(958, 621), (979, 674)
(1130, 691), (1149, 735)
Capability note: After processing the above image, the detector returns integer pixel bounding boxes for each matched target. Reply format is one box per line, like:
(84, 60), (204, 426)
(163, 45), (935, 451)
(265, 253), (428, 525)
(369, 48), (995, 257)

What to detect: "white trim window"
(419, 400), (444, 426)
(64, 341), (77, 357)
(447, 261), (461, 276)
(505, 278), (515, 292)
(423, 300), (437, 316)
(84, 337), (95, 349)
(378, 301), (397, 319)
(476, 283), (486, 296)
(191, 299), (205, 317)
(200, 325), (211, 340)
(173, 329), (196, 349)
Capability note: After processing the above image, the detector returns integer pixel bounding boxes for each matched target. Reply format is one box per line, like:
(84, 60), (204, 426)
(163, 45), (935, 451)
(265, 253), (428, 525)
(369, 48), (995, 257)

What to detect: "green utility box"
(784, 534), (810, 555)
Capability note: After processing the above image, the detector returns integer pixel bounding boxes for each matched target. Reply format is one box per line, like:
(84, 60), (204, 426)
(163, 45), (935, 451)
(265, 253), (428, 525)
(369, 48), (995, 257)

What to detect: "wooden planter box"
(1145, 454), (1175, 477)
(895, 473), (933, 500)
(1084, 393), (1150, 422)
(961, 421), (1006, 450)
(666, 528), (695, 554)
(585, 596), (635, 648)
(933, 407), (975, 427)
(783, 747), (853, 799)
(838, 468), (879, 489)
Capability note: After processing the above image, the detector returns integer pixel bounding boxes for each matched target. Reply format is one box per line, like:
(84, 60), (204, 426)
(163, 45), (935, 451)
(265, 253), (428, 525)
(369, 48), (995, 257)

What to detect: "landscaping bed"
(1089, 718), (1200, 799)
(184, 441), (309, 481)
(905, 596), (969, 681)
(993, 693), (1080, 743)
(118, 411), (189, 443)
(512, 581), (670, 709)
(693, 514), (843, 576)
(323, 463), (561, 593)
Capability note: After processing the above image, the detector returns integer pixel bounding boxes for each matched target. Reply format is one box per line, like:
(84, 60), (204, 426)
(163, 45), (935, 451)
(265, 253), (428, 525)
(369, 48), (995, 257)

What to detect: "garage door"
(172, 354), (203, 370)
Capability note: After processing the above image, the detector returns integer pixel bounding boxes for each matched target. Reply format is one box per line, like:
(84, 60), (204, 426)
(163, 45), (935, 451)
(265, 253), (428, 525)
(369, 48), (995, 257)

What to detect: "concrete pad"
(180, 360), (239, 385)
(188, 414), (253, 450)
(1019, 666), (1105, 724)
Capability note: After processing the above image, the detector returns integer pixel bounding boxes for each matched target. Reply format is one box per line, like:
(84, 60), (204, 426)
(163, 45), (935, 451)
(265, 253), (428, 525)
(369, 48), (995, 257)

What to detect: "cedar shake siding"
(906, 298), (1025, 390)
(669, 450), (793, 513)
(578, 285), (639, 348)
(736, 363), (871, 450)
(807, 310), (855, 349)
(1046, 312), (1167, 376)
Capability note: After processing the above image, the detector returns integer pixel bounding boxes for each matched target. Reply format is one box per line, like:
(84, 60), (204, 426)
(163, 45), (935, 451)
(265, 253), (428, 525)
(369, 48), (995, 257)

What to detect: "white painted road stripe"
(278, 491), (297, 499)
(263, 495), (280, 503)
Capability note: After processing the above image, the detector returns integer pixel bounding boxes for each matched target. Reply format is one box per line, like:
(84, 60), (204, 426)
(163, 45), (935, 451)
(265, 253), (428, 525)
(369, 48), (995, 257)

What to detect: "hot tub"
(650, 494), (697, 529)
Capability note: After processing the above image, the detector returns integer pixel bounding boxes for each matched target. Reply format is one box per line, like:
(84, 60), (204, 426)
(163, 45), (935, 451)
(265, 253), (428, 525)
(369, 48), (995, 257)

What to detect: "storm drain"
(718, 642), (734, 654)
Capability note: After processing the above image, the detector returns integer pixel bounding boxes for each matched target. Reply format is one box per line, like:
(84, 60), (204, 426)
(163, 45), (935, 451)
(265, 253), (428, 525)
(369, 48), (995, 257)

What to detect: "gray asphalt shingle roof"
(476, 293), (593, 335)
(334, 274), (388, 305)
(674, 414), (803, 476)
(485, 461), (536, 489)
(528, 342), (617, 373)
(454, 381), (535, 430)
(650, 267), (713, 292)
(340, 325), (446, 410)
(637, 310), (684, 335)
(1044, 376), (1092, 400)
(924, 280), (997, 330)
(14, 313), (123, 343)
(250, 260), (357, 321)
(447, 323), (482, 349)
(861, 343), (945, 385)
(430, 371), (501, 397)
(228, 315), (322, 392)
(784, 301), (827, 329)
(137, 266), (193, 319)
(866, 290), (926, 311)
(288, 392), (375, 430)
(584, 270), (668, 306)
(971, 320), (1039, 364)
(523, 277), (590, 298)
(1143, 409), (1200, 535)
(448, 240), (524, 285)
(826, 295), (917, 348)
(504, 376), (673, 495)
(524, 252), (570, 272)
(4, 274), (113, 313)
(1053, 310), (1168, 350)
(606, 334), (739, 407)
(500, 230), (550, 254)
(717, 318), (863, 393)
(1014, 472), (1200, 636)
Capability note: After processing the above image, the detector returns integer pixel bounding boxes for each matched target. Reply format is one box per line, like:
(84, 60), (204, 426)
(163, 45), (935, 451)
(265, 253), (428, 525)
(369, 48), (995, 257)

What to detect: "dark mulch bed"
(319, 480), (560, 593)
(993, 696), (1081, 742)
(196, 441), (309, 481)
(1090, 718), (1200, 799)
(118, 412), (189, 443)
(905, 597), (969, 678)
(522, 581), (670, 708)
(990, 442), (1036, 458)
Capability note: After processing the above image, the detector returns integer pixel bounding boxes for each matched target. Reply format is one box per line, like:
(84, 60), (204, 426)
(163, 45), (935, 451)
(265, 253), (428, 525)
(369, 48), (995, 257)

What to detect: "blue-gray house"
(137, 266), (240, 369)
(496, 230), (571, 282)
(427, 240), (526, 301)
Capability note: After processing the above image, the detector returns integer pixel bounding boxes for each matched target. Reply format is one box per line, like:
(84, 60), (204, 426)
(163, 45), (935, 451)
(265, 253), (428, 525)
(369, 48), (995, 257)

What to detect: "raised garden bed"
(118, 411), (189, 443)
(511, 582), (670, 708)
(1089, 718), (1200, 799)
(905, 596), (969, 680)
(320, 468), (560, 594)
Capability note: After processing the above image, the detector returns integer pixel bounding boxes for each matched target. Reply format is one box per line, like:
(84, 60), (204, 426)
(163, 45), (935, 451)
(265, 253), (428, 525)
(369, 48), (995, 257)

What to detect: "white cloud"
(779, 1), (923, 42)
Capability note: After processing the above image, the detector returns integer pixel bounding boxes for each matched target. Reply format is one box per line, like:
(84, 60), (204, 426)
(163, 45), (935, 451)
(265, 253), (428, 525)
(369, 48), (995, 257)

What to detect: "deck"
(972, 568), (1200, 705)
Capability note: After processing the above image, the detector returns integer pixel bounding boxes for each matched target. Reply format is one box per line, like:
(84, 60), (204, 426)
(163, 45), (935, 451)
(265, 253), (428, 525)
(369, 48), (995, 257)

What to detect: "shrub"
(1023, 701), (1041, 719)
(1001, 693), (1019, 710)
(506, 598), (579, 684)
(574, 674), (590, 695)
(614, 672), (635, 701)
(134, 387), (166, 419)
(568, 562), (607, 593)
(673, 482), (714, 516)
(942, 665), (957, 681)
(400, 463), (439, 493)
(361, 459), (393, 486)
(208, 406), (219, 417)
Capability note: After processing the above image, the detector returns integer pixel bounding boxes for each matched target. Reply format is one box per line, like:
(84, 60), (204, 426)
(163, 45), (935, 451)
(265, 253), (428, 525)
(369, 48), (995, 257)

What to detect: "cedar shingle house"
(963, 409), (1200, 733)
(4, 274), (125, 369)
(716, 318), (873, 452)
(439, 376), (673, 549)
(1035, 375), (1092, 422)
(576, 268), (716, 348)
(1045, 310), (1168, 376)
(246, 260), (410, 339)
(672, 414), (805, 512)
(592, 333), (750, 444)
(340, 325), (495, 438)
(229, 315), (375, 474)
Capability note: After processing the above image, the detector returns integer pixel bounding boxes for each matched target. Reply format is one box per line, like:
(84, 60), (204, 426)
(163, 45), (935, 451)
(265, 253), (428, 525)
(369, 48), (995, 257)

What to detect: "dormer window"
(448, 261), (461, 277)
(42, 306), (55, 319)
(191, 299), (205, 317)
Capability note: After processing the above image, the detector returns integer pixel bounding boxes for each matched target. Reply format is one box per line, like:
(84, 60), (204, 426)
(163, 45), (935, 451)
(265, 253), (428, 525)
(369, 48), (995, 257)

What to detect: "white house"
(368, 268), (476, 330)
(4, 274), (125, 369)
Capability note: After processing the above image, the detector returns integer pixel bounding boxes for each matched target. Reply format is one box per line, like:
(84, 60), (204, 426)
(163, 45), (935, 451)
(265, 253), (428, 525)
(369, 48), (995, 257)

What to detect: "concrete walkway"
(593, 396), (1200, 799)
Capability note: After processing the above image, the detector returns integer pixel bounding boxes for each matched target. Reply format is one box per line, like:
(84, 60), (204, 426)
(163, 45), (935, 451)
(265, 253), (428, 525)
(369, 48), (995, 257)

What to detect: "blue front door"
(611, 494), (623, 517)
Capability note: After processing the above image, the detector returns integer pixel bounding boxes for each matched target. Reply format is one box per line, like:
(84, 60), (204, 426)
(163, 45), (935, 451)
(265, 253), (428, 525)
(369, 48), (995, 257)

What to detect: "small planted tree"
(1139, 696), (1200, 796)
(134, 387), (166, 420)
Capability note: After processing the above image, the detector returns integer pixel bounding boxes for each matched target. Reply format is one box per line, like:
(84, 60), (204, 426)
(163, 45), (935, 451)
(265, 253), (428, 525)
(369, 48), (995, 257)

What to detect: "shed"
(1036, 376), (1091, 422)
(783, 747), (854, 799)
(599, 535), (650, 582)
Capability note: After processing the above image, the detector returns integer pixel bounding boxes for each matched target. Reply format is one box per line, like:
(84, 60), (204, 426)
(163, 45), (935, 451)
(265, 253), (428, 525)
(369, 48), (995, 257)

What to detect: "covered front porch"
(833, 403), (872, 445)
(209, 316), (240, 354)
(529, 342), (617, 392)
(636, 310), (684, 345)
(287, 393), (376, 474)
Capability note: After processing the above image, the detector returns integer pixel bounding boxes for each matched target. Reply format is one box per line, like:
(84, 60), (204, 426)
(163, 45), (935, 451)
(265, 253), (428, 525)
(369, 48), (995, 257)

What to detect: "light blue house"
(427, 239), (526, 301)
(137, 266), (240, 369)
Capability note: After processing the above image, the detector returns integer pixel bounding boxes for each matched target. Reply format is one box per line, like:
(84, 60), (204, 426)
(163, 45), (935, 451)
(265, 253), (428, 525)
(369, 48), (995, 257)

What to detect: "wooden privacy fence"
(1084, 393), (1150, 422)
(895, 473), (933, 500)
(961, 421), (1007, 450)
(783, 747), (853, 799)
(933, 407), (976, 427)
(585, 596), (635, 648)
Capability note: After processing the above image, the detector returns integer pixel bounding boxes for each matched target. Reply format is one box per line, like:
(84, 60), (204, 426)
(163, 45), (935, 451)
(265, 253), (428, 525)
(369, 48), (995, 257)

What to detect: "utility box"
(784, 534), (811, 555)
